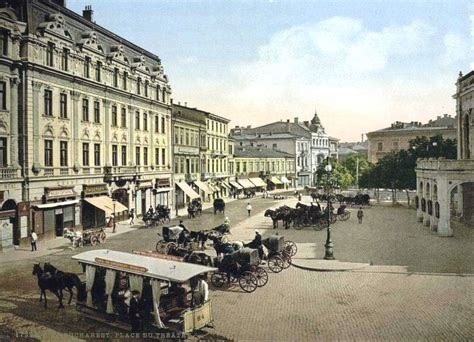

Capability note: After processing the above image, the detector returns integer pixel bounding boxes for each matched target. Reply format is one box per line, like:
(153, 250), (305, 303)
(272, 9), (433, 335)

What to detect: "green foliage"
(342, 153), (372, 185)
(316, 158), (354, 190)
(359, 134), (457, 191)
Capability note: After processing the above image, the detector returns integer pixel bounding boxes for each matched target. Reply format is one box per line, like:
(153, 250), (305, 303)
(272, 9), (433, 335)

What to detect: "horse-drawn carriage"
(213, 198), (225, 215)
(72, 249), (216, 334)
(262, 235), (293, 273)
(211, 247), (268, 293)
(143, 205), (171, 228)
(64, 228), (106, 248)
(187, 199), (202, 219)
(155, 226), (189, 254)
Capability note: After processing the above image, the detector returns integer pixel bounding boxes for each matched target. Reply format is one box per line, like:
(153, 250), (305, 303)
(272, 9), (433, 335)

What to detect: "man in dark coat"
(129, 290), (141, 333)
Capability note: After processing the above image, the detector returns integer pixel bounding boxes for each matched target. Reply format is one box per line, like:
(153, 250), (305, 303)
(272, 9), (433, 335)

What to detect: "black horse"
(43, 263), (85, 304)
(32, 263), (64, 309)
(209, 235), (236, 257)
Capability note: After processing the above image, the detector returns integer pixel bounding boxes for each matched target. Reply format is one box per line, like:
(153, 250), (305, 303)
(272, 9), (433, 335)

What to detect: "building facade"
(0, 1), (173, 248)
(415, 72), (474, 237)
(367, 115), (457, 164)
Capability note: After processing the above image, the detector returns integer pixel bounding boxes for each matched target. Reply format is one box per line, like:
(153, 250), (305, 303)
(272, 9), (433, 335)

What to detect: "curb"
(291, 259), (371, 272)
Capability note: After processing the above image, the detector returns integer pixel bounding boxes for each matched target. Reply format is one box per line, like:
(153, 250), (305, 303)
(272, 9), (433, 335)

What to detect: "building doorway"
(55, 212), (64, 237)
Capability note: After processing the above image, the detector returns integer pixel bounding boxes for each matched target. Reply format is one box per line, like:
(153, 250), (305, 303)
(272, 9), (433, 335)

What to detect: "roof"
(172, 104), (207, 125)
(243, 121), (311, 138)
(72, 249), (217, 283)
(234, 145), (294, 158)
(367, 125), (456, 136)
(231, 132), (303, 140)
(338, 147), (357, 155)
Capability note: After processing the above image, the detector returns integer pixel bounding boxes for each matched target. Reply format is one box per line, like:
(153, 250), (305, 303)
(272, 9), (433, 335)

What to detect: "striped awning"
(229, 181), (243, 189)
(249, 177), (266, 187)
(84, 196), (128, 216)
(237, 178), (255, 189)
(270, 176), (283, 185)
(175, 182), (200, 200)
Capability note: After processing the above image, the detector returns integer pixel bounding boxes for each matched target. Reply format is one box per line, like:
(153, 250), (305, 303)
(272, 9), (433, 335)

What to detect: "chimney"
(83, 5), (94, 21)
(286, 119), (290, 123)
(294, 117), (299, 124)
(184, 102), (187, 107)
(361, 134), (364, 142)
(178, 101), (181, 105)
(247, 125), (251, 129)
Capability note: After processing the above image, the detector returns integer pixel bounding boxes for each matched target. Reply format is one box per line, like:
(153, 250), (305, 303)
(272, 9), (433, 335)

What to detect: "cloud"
(172, 16), (464, 141)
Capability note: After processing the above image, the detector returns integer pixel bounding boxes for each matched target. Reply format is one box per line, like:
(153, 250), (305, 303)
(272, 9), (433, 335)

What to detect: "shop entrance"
(55, 213), (64, 236)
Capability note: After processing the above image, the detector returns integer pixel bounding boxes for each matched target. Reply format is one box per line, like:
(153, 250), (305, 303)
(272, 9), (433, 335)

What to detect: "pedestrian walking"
(129, 209), (135, 225)
(357, 207), (364, 224)
(298, 193), (302, 202)
(246, 203), (252, 217)
(30, 230), (38, 251)
(129, 290), (141, 333)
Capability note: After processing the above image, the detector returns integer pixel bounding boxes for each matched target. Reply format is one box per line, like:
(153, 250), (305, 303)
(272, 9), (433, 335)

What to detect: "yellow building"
(0, 2), (173, 247)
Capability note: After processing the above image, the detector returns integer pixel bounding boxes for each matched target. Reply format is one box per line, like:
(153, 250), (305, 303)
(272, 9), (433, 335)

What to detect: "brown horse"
(32, 263), (64, 309)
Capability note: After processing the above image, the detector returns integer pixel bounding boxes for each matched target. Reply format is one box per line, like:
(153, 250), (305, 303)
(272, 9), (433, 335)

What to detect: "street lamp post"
(324, 160), (335, 260)
(112, 199), (117, 233)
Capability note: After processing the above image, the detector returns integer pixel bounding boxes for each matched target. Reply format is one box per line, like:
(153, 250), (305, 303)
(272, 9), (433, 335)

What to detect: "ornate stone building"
(415, 72), (474, 237)
(0, 0), (173, 248)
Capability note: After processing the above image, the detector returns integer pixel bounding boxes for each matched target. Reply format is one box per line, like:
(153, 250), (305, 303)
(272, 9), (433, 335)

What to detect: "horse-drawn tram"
(71, 249), (217, 334)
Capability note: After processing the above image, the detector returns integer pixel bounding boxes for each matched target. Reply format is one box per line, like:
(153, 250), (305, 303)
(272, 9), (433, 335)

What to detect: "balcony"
(0, 167), (21, 179)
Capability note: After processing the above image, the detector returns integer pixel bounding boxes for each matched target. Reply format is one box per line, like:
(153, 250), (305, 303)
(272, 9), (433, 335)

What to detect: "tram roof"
(72, 249), (217, 283)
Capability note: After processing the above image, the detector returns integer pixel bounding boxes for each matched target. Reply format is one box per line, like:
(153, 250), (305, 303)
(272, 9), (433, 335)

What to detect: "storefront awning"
(176, 182), (200, 200)
(194, 180), (212, 195)
(84, 196), (128, 216)
(34, 199), (80, 210)
(229, 181), (243, 190)
(220, 181), (231, 189)
(211, 184), (221, 192)
(270, 176), (283, 185)
(207, 183), (219, 192)
(249, 177), (266, 187)
(237, 179), (255, 189)
(280, 176), (291, 184)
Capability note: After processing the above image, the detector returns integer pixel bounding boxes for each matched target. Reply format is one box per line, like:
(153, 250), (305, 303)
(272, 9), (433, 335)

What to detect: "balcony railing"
(0, 167), (21, 179)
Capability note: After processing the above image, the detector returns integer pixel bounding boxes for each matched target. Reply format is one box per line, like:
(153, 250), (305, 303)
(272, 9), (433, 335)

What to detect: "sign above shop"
(139, 181), (153, 189)
(95, 257), (148, 273)
(156, 178), (171, 188)
(83, 184), (108, 195)
(45, 187), (75, 199)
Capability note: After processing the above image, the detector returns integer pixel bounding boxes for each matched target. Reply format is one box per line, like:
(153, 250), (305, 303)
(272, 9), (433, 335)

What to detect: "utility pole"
(356, 157), (359, 188)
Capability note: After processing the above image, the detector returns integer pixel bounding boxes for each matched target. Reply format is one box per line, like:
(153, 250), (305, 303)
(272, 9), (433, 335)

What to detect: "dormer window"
(46, 42), (54, 67)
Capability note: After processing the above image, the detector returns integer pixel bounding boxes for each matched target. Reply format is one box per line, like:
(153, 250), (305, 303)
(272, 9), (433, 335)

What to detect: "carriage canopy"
(263, 235), (285, 252)
(72, 249), (217, 283)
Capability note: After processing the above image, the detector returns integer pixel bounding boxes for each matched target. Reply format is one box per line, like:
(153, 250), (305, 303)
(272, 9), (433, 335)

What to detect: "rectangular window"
(161, 117), (165, 133)
(59, 93), (67, 118)
(0, 137), (6, 166)
(84, 57), (91, 78)
(44, 140), (53, 167)
(123, 72), (127, 90)
(82, 143), (89, 166)
(94, 143), (100, 166)
(0, 81), (6, 110)
(95, 61), (102, 82)
(135, 146), (140, 165)
(111, 105), (117, 126)
(121, 107), (127, 127)
(82, 98), (89, 121)
(174, 157), (179, 173)
(155, 116), (159, 133)
(175, 130), (179, 144)
(46, 42), (54, 67)
(144, 80), (149, 97)
(135, 111), (140, 130)
(161, 148), (165, 166)
(143, 113), (148, 131)
(113, 68), (119, 87)
(392, 141), (399, 150)
(44, 90), (53, 116)
(143, 147), (148, 165)
(185, 131), (189, 145)
(93, 101), (100, 123)
(162, 88), (166, 103)
(112, 145), (118, 166)
(156, 85), (160, 101)
(0, 30), (8, 56)
(137, 78), (141, 95)
(377, 142), (383, 151)
(155, 148), (159, 165)
(121, 146), (127, 166)
(61, 48), (68, 71)
(60, 141), (68, 167)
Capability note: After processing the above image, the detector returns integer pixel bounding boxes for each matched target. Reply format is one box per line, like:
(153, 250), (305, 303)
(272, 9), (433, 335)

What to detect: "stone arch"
(419, 181), (424, 196)
(111, 133), (118, 143)
(1, 199), (16, 211)
(42, 123), (54, 137)
(121, 134), (127, 143)
(433, 184), (438, 201)
(59, 125), (69, 138)
(425, 182), (431, 198)
(93, 130), (101, 141)
(82, 128), (90, 141)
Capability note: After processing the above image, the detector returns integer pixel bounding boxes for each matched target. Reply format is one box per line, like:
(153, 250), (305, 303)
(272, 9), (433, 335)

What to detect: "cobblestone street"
(0, 194), (473, 341)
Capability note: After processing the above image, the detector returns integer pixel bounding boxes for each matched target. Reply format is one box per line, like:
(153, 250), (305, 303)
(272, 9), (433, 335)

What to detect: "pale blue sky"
(68, 0), (473, 141)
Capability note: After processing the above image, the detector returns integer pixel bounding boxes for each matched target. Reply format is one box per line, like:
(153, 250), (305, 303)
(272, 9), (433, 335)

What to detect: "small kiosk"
(72, 249), (216, 333)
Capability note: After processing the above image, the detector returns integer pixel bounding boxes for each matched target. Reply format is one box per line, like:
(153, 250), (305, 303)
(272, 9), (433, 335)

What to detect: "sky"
(68, 0), (473, 141)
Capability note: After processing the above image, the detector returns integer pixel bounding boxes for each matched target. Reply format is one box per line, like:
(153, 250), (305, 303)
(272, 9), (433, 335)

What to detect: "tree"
(342, 153), (372, 185)
(316, 158), (354, 190)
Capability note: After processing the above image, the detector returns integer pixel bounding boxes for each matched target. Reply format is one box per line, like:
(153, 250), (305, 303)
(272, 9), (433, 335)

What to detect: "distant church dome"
(309, 110), (324, 132)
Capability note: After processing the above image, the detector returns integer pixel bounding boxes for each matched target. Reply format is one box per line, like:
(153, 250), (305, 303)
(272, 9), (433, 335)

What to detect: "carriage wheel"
(254, 267), (268, 287)
(340, 212), (350, 221)
(280, 253), (292, 269)
(164, 242), (177, 255)
(99, 231), (106, 243)
(267, 256), (283, 273)
(330, 215), (337, 224)
(312, 221), (325, 231)
(90, 236), (99, 246)
(155, 240), (166, 253)
(211, 272), (226, 288)
(285, 241), (297, 257)
(239, 272), (258, 293)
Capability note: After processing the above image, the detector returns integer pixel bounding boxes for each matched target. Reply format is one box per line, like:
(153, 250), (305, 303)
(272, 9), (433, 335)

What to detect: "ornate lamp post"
(324, 160), (335, 260)
(112, 199), (117, 233)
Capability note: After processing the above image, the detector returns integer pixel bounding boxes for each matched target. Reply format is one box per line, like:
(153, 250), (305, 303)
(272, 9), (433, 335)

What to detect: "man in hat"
(246, 203), (252, 217)
(129, 290), (141, 333)
(246, 230), (264, 260)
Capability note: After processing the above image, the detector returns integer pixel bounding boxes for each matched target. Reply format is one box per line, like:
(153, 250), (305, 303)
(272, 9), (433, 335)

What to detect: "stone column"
(436, 178), (453, 237)
(9, 77), (20, 168)
(71, 91), (80, 172)
(103, 99), (111, 166)
(31, 81), (42, 170)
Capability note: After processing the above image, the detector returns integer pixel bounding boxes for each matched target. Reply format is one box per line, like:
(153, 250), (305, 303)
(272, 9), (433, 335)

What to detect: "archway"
(1, 199), (16, 211)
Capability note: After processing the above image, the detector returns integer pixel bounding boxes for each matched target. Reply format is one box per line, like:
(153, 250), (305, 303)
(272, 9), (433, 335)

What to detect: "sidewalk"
(0, 220), (138, 264)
